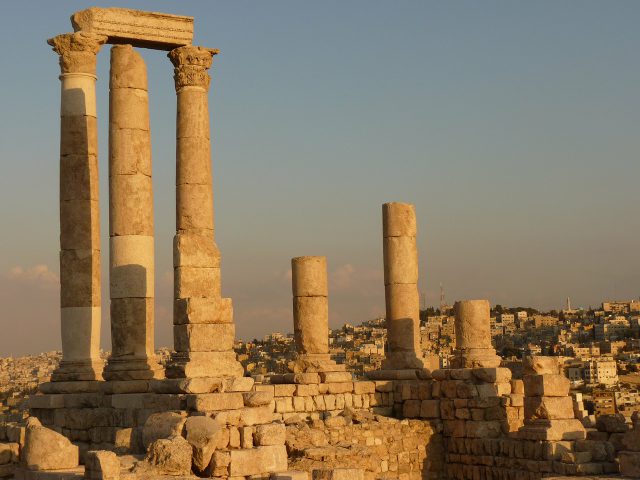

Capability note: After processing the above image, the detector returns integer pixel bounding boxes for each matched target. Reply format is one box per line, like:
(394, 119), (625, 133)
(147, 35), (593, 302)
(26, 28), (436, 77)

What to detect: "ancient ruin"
(0, 6), (637, 480)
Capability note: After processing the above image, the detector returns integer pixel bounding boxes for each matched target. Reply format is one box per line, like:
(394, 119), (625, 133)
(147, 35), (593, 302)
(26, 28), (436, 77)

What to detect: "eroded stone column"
(451, 299), (501, 368)
(292, 256), (329, 357)
(381, 202), (425, 370)
(166, 45), (242, 379)
(48, 32), (107, 385)
(103, 45), (163, 384)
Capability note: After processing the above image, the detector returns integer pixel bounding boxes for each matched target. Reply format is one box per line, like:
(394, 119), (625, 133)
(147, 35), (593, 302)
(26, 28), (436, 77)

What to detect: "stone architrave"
(380, 202), (427, 370)
(103, 44), (163, 384)
(451, 300), (501, 368)
(48, 32), (107, 385)
(165, 45), (243, 379)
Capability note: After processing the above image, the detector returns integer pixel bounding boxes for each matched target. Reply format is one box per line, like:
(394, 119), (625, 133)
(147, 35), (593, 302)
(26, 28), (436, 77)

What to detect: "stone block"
(254, 423), (286, 446)
(59, 248), (100, 307)
(142, 411), (186, 449)
(291, 256), (327, 297)
(177, 183), (214, 231)
(108, 174), (153, 236)
(313, 470), (365, 480)
(382, 202), (416, 237)
(465, 420), (501, 438)
(174, 323), (235, 352)
(523, 374), (569, 397)
(0, 443), (18, 465)
(109, 235), (154, 298)
(165, 351), (244, 378)
(174, 297), (233, 325)
(419, 400), (440, 419)
(22, 418), (79, 470)
(183, 416), (221, 472)
(187, 392), (244, 412)
(352, 381), (375, 394)
(240, 406), (275, 426)
(272, 472), (308, 480)
(60, 115), (98, 156)
(174, 232), (220, 269)
(472, 367), (512, 384)
(85, 450), (119, 480)
(243, 391), (273, 407)
(619, 450), (640, 477)
(174, 266), (220, 299)
(523, 356), (561, 375)
(229, 445), (288, 476)
(145, 436), (192, 475)
(60, 154), (99, 201)
(383, 236), (418, 285)
(520, 419), (586, 441)
(596, 413), (629, 433)
(524, 396), (574, 420)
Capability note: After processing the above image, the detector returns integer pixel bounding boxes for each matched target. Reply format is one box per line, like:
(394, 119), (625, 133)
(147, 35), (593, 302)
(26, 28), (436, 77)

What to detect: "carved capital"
(48, 32), (108, 75)
(168, 46), (219, 91)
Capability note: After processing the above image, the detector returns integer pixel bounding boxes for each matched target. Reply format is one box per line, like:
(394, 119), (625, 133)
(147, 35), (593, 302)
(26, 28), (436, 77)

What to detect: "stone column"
(48, 32), (107, 385)
(381, 202), (425, 370)
(103, 45), (163, 384)
(165, 45), (243, 379)
(451, 300), (501, 368)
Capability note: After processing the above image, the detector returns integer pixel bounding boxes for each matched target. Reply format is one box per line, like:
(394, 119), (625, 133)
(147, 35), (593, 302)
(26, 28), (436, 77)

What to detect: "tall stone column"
(381, 202), (425, 370)
(451, 300), (501, 368)
(166, 45), (243, 379)
(48, 32), (107, 386)
(103, 45), (163, 385)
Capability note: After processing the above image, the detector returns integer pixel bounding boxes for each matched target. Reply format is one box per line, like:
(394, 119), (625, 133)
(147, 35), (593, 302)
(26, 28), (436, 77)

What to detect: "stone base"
(271, 370), (352, 384)
(50, 359), (104, 382)
(380, 352), (438, 371)
(102, 357), (164, 382)
(39, 380), (102, 394)
(517, 419), (586, 441)
(367, 368), (432, 381)
(450, 348), (501, 369)
(165, 351), (244, 379)
(150, 376), (254, 394)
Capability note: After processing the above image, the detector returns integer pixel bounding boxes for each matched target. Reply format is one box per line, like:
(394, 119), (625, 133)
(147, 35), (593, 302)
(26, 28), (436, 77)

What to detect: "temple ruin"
(0, 6), (637, 480)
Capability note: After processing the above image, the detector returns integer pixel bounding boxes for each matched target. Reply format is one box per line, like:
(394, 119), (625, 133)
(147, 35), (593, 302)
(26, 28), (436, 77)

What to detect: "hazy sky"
(0, 1), (639, 356)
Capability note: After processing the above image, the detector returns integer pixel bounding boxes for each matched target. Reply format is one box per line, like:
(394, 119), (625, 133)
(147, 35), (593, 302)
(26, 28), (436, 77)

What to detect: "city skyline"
(1, 1), (639, 356)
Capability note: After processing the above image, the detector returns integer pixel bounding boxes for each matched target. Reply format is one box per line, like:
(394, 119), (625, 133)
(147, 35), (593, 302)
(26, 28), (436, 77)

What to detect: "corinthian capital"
(168, 46), (219, 91)
(48, 32), (108, 75)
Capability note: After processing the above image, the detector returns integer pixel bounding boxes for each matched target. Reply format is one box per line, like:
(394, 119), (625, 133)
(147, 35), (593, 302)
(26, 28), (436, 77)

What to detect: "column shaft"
(292, 256), (329, 356)
(166, 45), (242, 379)
(381, 202), (424, 370)
(452, 299), (501, 368)
(103, 44), (162, 382)
(49, 32), (106, 383)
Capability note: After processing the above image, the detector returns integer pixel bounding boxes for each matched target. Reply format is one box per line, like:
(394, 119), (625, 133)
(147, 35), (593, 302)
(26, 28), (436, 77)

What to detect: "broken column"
(103, 45), (163, 386)
(284, 257), (349, 383)
(518, 356), (586, 441)
(48, 32), (107, 387)
(380, 202), (428, 372)
(165, 45), (243, 379)
(451, 299), (501, 368)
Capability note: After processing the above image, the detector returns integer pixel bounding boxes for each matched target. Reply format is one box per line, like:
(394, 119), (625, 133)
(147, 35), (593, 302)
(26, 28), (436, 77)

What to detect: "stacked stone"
(373, 203), (434, 377)
(272, 257), (350, 385)
(572, 392), (588, 421)
(518, 356), (585, 442)
(47, 32), (108, 390)
(165, 45), (243, 381)
(102, 44), (163, 391)
(450, 300), (501, 369)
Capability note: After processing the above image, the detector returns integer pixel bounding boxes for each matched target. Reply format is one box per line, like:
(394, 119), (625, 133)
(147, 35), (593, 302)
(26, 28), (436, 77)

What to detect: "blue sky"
(0, 1), (639, 355)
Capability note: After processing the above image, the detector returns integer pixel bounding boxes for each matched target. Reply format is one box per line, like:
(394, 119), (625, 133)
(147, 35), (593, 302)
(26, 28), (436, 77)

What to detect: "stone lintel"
(71, 7), (194, 50)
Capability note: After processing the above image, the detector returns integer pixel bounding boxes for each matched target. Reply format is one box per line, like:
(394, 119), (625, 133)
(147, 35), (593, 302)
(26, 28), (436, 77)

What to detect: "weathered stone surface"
(254, 423), (286, 446)
(229, 445), (287, 476)
(596, 413), (629, 433)
(174, 323), (235, 352)
(174, 297), (233, 325)
(85, 450), (119, 480)
(523, 374), (570, 397)
(183, 416), (221, 473)
(187, 392), (244, 412)
(382, 202), (416, 237)
(243, 391), (274, 407)
(72, 7), (194, 50)
(22, 418), (79, 470)
(145, 436), (192, 475)
(293, 296), (329, 356)
(524, 396), (575, 420)
(619, 450), (640, 477)
(291, 256), (328, 297)
(523, 355), (561, 375)
(142, 412), (186, 449)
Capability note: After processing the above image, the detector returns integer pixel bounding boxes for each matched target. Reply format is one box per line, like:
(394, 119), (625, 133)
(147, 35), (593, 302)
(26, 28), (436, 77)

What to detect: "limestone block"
(60, 249), (100, 307)
(385, 283), (420, 338)
(60, 154), (99, 201)
(110, 91), (150, 134)
(60, 199), (100, 250)
(177, 183), (214, 232)
(472, 368), (512, 384)
(523, 374), (569, 397)
(174, 297), (232, 325)
(313, 469), (365, 480)
(0, 443), (18, 465)
(177, 89), (211, 138)
(59, 307), (102, 364)
(272, 472), (308, 480)
(420, 400), (440, 419)
(454, 300), (492, 351)
(274, 385), (296, 397)
(619, 451), (640, 477)
(511, 379), (524, 394)
(22, 418), (79, 470)
(174, 233), (220, 268)
(520, 419), (586, 441)
(109, 235), (154, 298)
(225, 377), (255, 392)
(383, 236), (418, 285)
(187, 392), (244, 412)
(291, 256), (328, 297)
(403, 400), (421, 418)
(142, 412), (186, 449)
(229, 445), (288, 476)
(524, 396), (575, 420)
(72, 7), (193, 49)
(176, 136), (212, 185)
(465, 420), (501, 438)
(165, 351), (243, 378)
(183, 416), (221, 473)
(174, 323), (235, 352)
(293, 296), (329, 355)
(109, 297), (154, 358)
(596, 413), (629, 433)
(243, 391), (273, 407)
(60, 115), (98, 156)
(174, 266), (220, 299)
(109, 174), (153, 236)
(320, 372), (352, 383)
(145, 436), (192, 475)
(109, 129), (152, 176)
(382, 202), (416, 237)
(61, 73), (97, 117)
(523, 356), (561, 375)
(85, 450), (120, 480)
(353, 381), (375, 395)
(109, 45), (148, 89)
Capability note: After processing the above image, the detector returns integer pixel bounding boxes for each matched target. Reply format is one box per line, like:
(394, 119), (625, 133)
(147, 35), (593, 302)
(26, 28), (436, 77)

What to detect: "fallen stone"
(85, 450), (120, 480)
(145, 436), (192, 475)
(22, 417), (79, 470)
(142, 411), (187, 449)
(183, 415), (221, 473)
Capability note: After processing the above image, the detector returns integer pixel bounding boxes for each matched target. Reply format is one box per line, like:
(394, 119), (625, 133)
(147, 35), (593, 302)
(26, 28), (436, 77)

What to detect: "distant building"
(584, 358), (618, 386)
